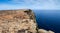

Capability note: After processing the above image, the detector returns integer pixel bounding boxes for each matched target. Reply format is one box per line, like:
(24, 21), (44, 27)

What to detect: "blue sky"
(0, 0), (60, 10)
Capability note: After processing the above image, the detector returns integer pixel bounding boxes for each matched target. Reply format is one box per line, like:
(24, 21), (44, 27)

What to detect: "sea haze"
(33, 10), (60, 33)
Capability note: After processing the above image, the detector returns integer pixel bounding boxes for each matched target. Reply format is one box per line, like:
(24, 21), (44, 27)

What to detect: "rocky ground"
(0, 9), (54, 33)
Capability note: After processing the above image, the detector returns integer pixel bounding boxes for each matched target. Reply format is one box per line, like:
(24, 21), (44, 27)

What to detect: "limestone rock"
(0, 9), (37, 33)
(38, 29), (54, 33)
(0, 9), (55, 33)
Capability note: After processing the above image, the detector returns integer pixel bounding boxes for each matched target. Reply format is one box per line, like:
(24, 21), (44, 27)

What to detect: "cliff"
(0, 9), (54, 33)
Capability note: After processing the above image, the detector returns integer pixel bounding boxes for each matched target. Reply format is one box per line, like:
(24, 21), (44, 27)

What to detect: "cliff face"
(0, 9), (37, 33)
(0, 9), (54, 33)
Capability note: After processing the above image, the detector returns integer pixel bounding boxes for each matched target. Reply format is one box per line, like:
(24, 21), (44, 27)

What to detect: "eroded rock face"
(0, 9), (54, 33)
(0, 9), (37, 33)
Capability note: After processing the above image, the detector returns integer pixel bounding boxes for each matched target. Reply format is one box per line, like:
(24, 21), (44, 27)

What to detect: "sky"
(0, 0), (60, 10)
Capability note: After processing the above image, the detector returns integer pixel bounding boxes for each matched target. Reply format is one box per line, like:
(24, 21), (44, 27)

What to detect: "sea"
(33, 10), (60, 33)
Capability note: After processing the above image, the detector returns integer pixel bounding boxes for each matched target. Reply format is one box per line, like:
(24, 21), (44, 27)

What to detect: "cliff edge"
(0, 9), (54, 33)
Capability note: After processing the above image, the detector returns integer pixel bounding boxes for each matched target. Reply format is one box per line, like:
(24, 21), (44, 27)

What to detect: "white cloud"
(0, 4), (37, 10)
(0, 0), (60, 10)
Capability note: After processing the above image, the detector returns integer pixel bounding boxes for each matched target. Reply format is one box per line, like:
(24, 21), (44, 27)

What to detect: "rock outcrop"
(38, 29), (54, 33)
(0, 9), (54, 33)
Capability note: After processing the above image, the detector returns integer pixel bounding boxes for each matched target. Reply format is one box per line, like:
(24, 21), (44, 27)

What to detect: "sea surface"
(33, 10), (60, 33)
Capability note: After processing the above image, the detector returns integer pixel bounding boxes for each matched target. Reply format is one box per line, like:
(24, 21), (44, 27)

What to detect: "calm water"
(33, 10), (60, 33)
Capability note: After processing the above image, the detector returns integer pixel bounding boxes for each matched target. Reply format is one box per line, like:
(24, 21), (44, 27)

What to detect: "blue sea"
(33, 10), (60, 33)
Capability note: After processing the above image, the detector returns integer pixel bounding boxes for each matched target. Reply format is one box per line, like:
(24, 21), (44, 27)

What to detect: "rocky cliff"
(0, 9), (54, 33)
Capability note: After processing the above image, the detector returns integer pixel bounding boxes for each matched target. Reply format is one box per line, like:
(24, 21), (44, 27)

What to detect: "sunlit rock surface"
(0, 9), (54, 33)
(38, 29), (54, 33)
